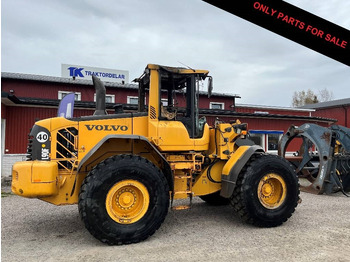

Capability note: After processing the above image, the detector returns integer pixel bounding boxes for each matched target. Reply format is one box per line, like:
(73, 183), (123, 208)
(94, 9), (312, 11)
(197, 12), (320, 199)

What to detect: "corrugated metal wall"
(5, 107), (56, 154)
(2, 79), (140, 103)
(236, 107), (311, 116)
(204, 115), (329, 129)
(204, 115), (330, 151)
(313, 107), (349, 127)
(198, 95), (233, 110)
(4, 106), (97, 154)
(1, 104), (7, 118)
(2, 77), (346, 154)
(4, 106), (335, 154)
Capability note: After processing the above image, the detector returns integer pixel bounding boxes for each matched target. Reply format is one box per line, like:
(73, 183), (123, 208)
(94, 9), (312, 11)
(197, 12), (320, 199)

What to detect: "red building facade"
(301, 98), (350, 127)
(2, 72), (343, 176)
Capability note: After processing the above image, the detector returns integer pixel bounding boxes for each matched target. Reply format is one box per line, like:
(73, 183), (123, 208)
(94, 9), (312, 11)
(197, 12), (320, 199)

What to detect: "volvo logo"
(85, 125), (128, 131)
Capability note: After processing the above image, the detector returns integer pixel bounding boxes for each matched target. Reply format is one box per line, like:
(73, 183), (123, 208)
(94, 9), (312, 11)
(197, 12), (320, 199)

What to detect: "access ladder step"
(171, 193), (193, 210)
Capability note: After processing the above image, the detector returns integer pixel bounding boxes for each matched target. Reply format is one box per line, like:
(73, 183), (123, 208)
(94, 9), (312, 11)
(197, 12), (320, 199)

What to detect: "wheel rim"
(257, 173), (287, 209)
(106, 180), (150, 224)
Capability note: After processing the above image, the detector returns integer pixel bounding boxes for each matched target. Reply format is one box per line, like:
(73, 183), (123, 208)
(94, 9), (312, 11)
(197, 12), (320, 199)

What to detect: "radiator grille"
(26, 132), (34, 161)
(56, 127), (78, 171)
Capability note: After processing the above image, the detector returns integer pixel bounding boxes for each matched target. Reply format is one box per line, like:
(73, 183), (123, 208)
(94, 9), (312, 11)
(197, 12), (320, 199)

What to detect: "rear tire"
(78, 155), (169, 245)
(231, 154), (299, 227)
(199, 191), (230, 205)
(341, 174), (350, 192)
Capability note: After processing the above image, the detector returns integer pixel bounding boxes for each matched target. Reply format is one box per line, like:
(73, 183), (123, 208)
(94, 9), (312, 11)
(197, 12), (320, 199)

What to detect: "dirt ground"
(1, 185), (350, 262)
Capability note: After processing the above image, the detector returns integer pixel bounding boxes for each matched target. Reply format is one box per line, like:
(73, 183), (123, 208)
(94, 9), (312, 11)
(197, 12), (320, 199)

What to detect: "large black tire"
(78, 155), (169, 245)
(341, 174), (350, 192)
(199, 191), (230, 205)
(231, 154), (300, 227)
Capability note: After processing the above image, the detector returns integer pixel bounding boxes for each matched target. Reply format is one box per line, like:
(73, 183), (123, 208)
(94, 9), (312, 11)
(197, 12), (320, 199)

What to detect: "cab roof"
(146, 64), (209, 76)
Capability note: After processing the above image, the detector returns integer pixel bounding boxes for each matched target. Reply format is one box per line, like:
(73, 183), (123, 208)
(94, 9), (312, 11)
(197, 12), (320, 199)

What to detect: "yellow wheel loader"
(12, 64), (299, 245)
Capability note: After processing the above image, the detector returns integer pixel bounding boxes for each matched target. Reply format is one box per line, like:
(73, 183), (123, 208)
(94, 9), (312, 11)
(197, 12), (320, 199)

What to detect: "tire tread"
(78, 154), (169, 245)
(230, 154), (300, 227)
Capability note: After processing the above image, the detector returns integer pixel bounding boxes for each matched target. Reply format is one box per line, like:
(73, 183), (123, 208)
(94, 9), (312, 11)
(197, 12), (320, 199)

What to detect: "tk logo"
(68, 67), (84, 77)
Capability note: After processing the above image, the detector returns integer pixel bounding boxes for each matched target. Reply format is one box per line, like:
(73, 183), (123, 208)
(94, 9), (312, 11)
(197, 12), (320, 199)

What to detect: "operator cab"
(135, 64), (211, 139)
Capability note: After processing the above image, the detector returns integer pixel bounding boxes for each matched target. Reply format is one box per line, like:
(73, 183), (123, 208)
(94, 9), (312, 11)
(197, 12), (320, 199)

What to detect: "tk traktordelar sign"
(61, 64), (129, 83)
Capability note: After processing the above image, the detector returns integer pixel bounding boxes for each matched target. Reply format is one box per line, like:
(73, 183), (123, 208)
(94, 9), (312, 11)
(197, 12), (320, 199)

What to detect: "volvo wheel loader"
(12, 64), (300, 245)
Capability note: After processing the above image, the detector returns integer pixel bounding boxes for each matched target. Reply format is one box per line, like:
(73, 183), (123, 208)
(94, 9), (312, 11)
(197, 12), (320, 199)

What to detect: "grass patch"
(1, 191), (12, 198)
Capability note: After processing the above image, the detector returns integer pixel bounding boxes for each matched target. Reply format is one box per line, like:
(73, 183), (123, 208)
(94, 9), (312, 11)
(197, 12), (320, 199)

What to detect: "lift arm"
(202, 0), (350, 66)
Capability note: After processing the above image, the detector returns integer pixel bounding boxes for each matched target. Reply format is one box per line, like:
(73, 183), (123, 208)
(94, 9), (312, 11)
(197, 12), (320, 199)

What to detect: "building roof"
(237, 103), (315, 112)
(1, 72), (138, 89)
(300, 98), (350, 109)
(1, 91), (337, 124)
(1, 72), (240, 98)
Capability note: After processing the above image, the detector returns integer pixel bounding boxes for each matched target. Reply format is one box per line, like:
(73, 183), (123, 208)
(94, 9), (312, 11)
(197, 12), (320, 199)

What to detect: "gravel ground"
(2, 185), (350, 262)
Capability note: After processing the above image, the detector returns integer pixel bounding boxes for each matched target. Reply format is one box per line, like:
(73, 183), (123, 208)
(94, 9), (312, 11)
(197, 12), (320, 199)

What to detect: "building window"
(94, 94), (115, 103)
(58, 91), (81, 101)
(1, 119), (5, 154)
(210, 102), (224, 110)
(267, 133), (282, 151)
(249, 130), (283, 152)
(127, 96), (139, 105)
(249, 133), (264, 148)
(161, 98), (175, 106)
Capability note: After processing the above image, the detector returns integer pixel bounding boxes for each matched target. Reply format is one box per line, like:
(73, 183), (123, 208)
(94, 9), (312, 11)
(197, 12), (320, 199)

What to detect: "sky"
(2, 0), (349, 107)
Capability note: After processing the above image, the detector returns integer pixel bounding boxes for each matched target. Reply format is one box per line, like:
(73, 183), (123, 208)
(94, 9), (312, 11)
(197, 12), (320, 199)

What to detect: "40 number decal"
(36, 132), (49, 143)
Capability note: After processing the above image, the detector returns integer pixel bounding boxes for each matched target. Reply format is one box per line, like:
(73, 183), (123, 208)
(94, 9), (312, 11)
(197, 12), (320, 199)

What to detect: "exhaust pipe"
(92, 75), (107, 116)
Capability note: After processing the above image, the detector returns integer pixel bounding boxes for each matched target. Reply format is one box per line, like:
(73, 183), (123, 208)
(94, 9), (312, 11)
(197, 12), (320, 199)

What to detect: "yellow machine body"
(12, 64), (260, 206)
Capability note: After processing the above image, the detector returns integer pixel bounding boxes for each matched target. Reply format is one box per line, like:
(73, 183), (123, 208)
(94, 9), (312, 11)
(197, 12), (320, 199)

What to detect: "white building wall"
(1, 154), (26, 178)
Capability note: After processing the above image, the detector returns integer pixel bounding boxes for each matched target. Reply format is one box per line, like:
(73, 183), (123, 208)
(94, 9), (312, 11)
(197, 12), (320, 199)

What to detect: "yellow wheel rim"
(106, 180), (149, 224)
(257, 174), (287, 209)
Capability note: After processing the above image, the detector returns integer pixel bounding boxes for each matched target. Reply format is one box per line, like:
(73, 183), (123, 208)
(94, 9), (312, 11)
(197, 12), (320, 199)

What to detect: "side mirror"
(207, 76), (213, 98)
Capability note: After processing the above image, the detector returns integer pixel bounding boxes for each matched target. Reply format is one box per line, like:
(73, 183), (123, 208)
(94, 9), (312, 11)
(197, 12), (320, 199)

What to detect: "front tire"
(78, 155), (169, 245)
(231, 154), (299, 227)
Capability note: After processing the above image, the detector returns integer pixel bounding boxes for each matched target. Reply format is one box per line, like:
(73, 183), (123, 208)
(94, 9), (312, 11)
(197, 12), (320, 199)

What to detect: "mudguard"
(77, 134), (173, 191)
(220, 145), (264, 198)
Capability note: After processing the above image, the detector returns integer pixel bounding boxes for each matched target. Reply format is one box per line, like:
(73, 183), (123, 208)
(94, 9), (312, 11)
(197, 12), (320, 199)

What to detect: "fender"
(220, 145), (264, 198)
(77, 134), (173, 190)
